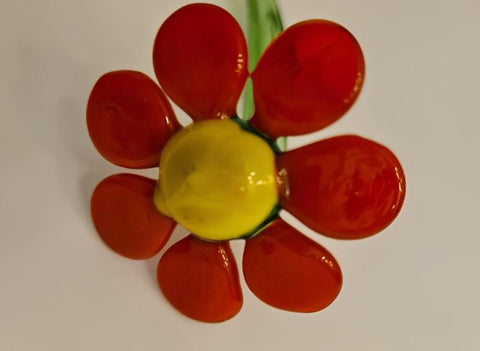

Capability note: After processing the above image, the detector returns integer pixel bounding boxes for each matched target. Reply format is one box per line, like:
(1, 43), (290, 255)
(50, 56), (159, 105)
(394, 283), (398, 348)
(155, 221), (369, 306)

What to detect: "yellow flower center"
(154, 119), (278, 241)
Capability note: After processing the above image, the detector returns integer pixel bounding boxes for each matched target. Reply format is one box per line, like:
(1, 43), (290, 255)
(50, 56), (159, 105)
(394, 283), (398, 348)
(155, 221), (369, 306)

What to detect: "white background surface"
(1, 0), (479, 350)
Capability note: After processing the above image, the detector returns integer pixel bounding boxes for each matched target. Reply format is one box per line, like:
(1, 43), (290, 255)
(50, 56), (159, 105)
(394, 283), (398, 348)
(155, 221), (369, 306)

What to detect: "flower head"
(87, 3), (405, 322)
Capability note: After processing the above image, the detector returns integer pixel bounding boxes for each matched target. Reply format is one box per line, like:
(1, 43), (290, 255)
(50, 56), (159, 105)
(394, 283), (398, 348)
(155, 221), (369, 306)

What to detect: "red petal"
(91, 173), (176, 259)
(153, 4), (248, 121)
(157, 235), (242, 322)
(87, 70), (180, 169)
(277, 135), (406, 239)
(250, 20), (365, 138)
(243, 219), (342, 312)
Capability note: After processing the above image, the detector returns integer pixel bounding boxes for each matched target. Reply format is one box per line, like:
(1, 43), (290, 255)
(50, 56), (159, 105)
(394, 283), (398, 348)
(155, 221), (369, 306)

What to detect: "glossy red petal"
(153, 4), (248, 121)
(277, 135), (406, 239)
(87, 70), (180, 169)
(91, 173), (176, 259)
(243, 219), (342, 312)
(250, 20), (365, 138)
(157, 235), (242, 322)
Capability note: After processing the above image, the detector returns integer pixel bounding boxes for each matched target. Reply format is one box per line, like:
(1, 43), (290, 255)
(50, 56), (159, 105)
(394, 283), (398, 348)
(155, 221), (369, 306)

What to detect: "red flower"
(87, 3), (405, 322)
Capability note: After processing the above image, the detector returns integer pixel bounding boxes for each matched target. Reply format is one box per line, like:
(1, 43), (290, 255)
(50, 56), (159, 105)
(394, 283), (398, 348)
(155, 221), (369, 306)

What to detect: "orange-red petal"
(87, 70), (180, 169)
(243, 219), (342, 312)
(157, 235), (242, 322)
(277, 135), (406, 239)
(153, 4), (248, 121)
(91, 173), (176, 259)
(250, 20), (365, 138)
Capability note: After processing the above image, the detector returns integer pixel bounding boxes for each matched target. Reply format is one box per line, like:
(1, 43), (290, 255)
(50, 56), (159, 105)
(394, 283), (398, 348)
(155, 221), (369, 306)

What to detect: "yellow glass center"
(154, 119), (278, 241)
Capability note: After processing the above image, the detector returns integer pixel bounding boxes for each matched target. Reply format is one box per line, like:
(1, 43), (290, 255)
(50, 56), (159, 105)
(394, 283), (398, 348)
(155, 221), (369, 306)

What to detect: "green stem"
(243, 0), (286, 151)
(246, 0), (283, 70)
